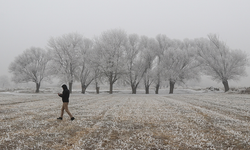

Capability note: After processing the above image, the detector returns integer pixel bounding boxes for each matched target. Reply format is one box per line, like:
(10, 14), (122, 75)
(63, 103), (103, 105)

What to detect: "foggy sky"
(1, 0), (249, 87)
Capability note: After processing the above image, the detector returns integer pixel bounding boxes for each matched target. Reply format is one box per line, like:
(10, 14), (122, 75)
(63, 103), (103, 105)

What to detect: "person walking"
(57, 84), (75, 121)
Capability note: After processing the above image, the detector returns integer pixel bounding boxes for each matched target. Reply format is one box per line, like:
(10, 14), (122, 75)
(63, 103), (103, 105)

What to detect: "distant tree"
(9, 47), (50, 93)
(161, 39), (200, 94)
(77, 38), (95, 94)
(47, 33), (83, 93)
(124, 34), (146, 94)
(196, 34), (248, 92)
(93, 68), (102, 94)
(140, 36), (157, 94)
(88, 48), (103, 94)
(93, 29), (128, 94)
(154, 34), (172, 94)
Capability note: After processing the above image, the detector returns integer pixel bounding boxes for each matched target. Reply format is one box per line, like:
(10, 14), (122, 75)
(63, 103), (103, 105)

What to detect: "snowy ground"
(0, 91), (250, 149)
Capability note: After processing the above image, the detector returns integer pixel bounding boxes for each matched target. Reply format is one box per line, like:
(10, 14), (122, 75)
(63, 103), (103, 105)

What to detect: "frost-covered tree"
(77, 38), (95, 94)
(154, 34), (172, 94)
(161, 39), (200, 94)
(87, 47), (103, 94)
(140, 36), (157, 94)
(93, 68), (102, 94)
(124, 34), (146, 94)
(47, 33), (83, 93)
(93, 29), (128, 94)
(9, 47), (50, 93)
(196, 34), (248, 92)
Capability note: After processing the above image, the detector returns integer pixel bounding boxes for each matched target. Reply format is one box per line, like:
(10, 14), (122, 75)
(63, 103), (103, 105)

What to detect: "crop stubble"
(0, 93), (250, 149)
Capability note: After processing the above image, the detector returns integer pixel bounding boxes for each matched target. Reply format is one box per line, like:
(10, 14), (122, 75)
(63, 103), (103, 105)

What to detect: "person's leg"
(60, 103), (65, 118)
(63, 103), (73, 118)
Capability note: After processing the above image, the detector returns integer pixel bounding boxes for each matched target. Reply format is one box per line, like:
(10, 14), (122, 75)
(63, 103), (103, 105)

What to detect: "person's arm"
(58, 91), (67, 98)
(58, 91), (64, 97)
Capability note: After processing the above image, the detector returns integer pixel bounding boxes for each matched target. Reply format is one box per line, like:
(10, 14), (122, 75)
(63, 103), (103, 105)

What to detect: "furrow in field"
(161, 95), (250, 149)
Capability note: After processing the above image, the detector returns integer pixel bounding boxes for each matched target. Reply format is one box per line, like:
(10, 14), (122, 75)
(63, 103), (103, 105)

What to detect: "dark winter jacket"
(58, 84), (70, 103)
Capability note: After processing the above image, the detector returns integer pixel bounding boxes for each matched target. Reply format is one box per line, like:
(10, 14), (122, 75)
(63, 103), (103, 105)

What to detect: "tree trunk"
(69, 82), (73, 93)
(131, 84), (137, 94)
(222, 80), (229, 92)
(35, 82), (40, 93)
(81, 84), (86, 94)
(96, 87), (100, 94)
(109, 82), (113, 94)
(169, 80), (175, 94)
(145, 85), (149, 94)
(155, 84), (160, 94)
(95, 81), (99, 94)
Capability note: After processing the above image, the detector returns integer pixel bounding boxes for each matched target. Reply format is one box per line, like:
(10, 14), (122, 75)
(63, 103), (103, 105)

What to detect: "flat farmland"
(0, 93), (250, 149)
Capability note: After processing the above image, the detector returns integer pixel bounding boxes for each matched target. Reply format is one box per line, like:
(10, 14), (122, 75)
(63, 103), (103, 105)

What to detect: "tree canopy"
(9, 30), (249, 94)
(9, 47), (50, 92)
(196, 34), (248, 92)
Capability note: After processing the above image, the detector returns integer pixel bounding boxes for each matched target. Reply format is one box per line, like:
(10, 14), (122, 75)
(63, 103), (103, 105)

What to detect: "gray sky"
(1, 0), (249, 87)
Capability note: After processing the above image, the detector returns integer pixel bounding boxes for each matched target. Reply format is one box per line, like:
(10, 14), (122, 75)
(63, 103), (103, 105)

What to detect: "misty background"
(1, 0), (250, 89)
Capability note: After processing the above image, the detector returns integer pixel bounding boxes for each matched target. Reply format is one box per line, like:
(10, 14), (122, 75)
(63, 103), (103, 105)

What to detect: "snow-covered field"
(0, 92), (250, 149)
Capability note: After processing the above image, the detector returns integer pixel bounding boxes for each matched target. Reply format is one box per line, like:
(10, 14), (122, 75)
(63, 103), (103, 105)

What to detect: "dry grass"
(0, 93), (250, 149)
